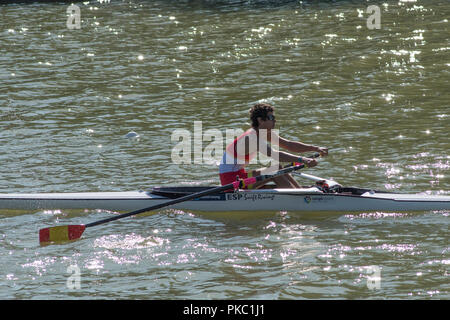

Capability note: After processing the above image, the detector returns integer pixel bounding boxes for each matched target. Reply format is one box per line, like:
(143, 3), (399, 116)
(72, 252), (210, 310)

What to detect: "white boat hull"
(0, 188), (449, 213)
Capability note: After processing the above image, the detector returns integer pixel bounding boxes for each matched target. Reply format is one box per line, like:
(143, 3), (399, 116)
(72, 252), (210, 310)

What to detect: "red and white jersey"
(219, 128), (277, 174)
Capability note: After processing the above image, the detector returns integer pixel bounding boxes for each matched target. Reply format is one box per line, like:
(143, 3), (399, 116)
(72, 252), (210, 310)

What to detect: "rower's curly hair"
(249, 103), (274, 128)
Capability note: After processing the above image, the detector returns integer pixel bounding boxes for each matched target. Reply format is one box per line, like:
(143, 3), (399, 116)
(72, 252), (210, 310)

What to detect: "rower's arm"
(275, 150), (304, 163)
(259, 145), (301, 163)
(278, 136), (319, 153)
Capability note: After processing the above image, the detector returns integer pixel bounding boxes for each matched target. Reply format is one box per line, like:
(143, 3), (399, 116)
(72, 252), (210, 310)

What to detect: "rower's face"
(259, 112), (276, 130)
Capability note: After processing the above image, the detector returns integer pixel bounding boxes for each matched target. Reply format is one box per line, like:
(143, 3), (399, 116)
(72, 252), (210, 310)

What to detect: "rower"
(218, 103), (328, 189)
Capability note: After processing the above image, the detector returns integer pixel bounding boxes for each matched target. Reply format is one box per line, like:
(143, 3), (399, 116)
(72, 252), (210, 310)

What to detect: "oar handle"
(284, 152), (321, 168)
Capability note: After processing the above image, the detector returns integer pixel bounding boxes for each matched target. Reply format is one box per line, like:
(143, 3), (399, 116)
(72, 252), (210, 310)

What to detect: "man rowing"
(219, 103), (328, 189)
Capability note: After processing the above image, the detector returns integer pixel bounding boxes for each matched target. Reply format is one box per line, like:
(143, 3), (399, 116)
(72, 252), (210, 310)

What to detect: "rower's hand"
(315, 146), (328, 157)
(303, 157), (318, 168)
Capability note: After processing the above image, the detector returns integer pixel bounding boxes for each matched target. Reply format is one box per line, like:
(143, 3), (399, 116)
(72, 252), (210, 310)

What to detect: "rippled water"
(0, 0), (449, 300)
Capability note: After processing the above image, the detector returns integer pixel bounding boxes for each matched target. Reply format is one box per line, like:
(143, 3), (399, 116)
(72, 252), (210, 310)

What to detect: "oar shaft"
(39, 157), (315, 243)
(85, 183), (233, 228)
(86, 163), (307, 228)
(293, 172), (327, 182)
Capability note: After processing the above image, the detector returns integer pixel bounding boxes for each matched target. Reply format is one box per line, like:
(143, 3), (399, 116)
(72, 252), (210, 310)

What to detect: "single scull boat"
(2, 173), (449, 213)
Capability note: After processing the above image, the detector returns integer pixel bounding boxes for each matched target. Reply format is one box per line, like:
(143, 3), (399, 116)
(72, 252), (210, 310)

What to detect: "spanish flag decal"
(39, 225), (86, 243)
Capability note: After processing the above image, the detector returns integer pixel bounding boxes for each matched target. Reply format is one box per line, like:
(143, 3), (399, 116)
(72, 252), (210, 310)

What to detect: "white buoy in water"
(125, 131), (140, 139)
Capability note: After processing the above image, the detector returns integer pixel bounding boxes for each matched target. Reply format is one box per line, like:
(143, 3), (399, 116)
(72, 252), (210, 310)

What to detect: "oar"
(38, 160), (314, 244)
